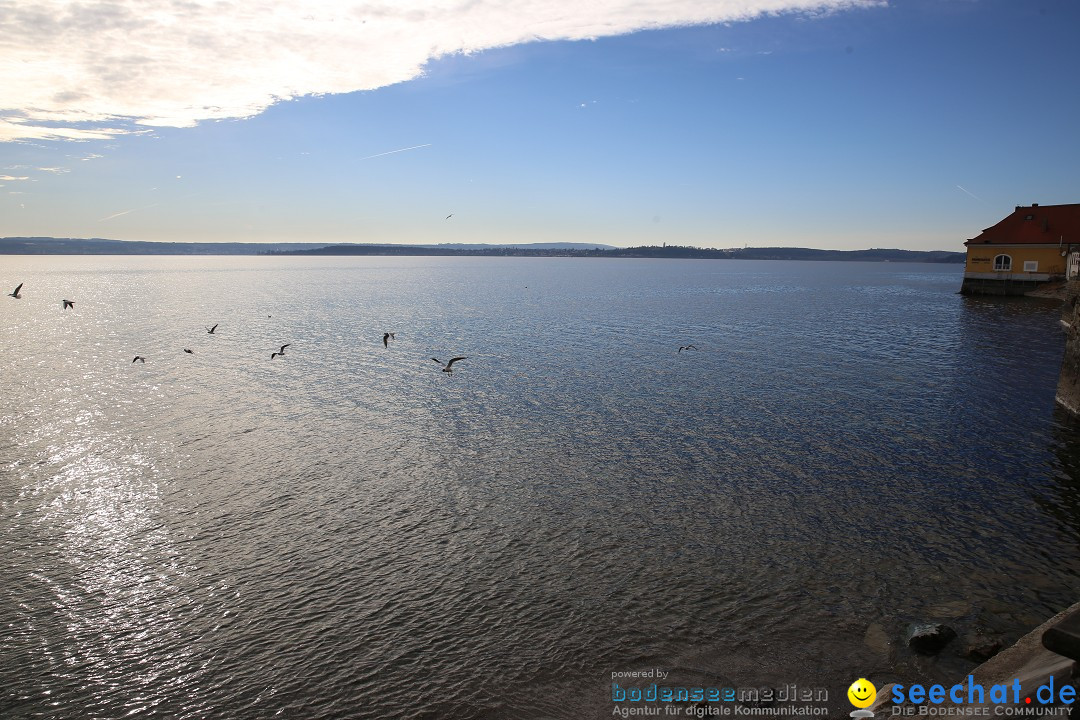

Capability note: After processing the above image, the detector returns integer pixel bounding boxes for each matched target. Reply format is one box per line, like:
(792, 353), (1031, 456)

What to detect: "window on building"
(993, 254), (1012, 271)
(1024, 260), (1038, 272)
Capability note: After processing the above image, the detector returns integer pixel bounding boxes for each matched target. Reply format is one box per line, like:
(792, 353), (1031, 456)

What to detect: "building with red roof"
(961, 203), (1080, 295)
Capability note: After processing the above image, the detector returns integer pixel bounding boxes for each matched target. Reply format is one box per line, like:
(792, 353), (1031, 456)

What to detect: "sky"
(1, 0), (1078, 250)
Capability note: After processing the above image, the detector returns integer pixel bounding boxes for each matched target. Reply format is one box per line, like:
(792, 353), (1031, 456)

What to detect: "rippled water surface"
(2, 256), (1079, 719)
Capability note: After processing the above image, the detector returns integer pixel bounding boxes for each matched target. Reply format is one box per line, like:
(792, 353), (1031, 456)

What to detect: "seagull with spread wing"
(432, 356), (467, 373)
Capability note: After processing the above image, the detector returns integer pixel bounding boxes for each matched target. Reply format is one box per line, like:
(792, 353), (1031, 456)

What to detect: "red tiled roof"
(966, 203), (1080, 246)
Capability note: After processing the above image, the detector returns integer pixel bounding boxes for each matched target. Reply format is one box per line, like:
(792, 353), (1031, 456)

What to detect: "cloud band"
(0, 0), (882, 142)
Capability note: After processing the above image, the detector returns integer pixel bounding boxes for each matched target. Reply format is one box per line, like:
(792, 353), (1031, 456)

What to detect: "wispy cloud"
(0, 175), (30, 181)
(0, 117), (150, 143)
(359, 143), (433, 161)
(2, 164), (68, 176)
(0, 0), (882, 143)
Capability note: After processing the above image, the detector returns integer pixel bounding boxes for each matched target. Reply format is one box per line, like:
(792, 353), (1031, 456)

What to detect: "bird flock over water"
(8, 280), (702, 368)
(4, 281), (480, 374)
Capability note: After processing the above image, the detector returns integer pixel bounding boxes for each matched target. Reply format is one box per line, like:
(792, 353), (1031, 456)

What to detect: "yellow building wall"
(964, 245), (1067, 275)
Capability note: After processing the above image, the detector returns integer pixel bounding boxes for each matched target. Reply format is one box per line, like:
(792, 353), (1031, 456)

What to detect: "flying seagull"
(432, 356), (467, 373)
(382, 332), (396, 348)
(132, 356), (146, 363)
(183, 348), (194, 354)
(678, 345), (698, 353)
(206, 324), (218, 334)
(445, 214), (453, 220)
(8, 283), (22, 299)
(62, 299), (74, 309)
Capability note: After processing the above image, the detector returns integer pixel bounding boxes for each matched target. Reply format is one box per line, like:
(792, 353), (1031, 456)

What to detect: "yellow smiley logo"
(847, 678), (877, 708)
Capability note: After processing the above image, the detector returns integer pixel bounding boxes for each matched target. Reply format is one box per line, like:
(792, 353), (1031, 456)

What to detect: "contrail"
(359, 143), (432, 161)
(99, 208), (136, 221)
(99, 203), (158, 222)
(956, 184), (989, 205)
(99, 191), (207, 222)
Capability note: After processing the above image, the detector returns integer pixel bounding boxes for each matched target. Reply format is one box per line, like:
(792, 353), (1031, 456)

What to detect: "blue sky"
(1, 0), (1078, 250)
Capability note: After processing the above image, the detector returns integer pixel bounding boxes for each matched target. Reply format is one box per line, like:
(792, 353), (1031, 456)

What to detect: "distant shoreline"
(0, 237), (965, 263)
(272, 244), (965, 263)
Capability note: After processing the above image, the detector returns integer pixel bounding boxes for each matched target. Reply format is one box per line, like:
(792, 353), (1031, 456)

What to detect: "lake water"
(2, 256), (1078, 719)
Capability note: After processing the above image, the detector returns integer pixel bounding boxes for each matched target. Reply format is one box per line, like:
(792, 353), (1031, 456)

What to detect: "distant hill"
(0, 237), (312, 255)
(271, 243), (614, 257)
(0, 237), (617, 255)
(0, 237), (965, 263)
(421, 242), (618, 250)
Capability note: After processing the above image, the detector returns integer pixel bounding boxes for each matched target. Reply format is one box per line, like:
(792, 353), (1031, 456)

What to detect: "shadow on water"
(1041, 406), (1080, 552)
(952, 294), (1066, 417)
(958, 294), (1065, 336)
